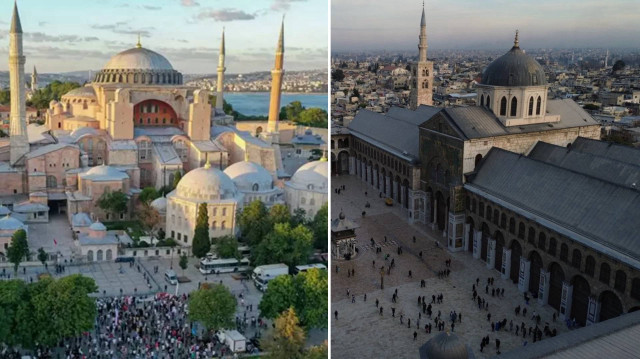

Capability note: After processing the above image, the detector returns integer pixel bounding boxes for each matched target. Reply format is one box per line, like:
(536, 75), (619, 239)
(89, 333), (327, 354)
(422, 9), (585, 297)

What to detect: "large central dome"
(481, 34), (546, 87)
(104, 47), (174, 71)
(93, 44), (183, 85)
(173, 162), (239, 202)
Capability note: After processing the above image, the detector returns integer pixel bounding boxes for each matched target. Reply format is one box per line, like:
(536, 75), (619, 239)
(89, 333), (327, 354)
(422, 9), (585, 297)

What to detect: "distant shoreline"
(226, 91), (327, 95)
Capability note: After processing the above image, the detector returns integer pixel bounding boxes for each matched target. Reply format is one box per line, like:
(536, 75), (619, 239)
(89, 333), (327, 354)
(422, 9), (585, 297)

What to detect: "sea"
(224, 92), (328, 117)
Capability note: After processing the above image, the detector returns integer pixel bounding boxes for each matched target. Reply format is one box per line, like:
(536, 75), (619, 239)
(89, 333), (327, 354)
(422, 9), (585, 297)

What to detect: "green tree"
(30, 275), (97, 347)
(237, 200), (270, 246)
(37, 247), (47, 267)
(263, 308), (306, 359)
(172, 171), (182, 189)
(139, 187), (160, 204)
(282, 101), (305, 122)
(291, 208), (307, 227)
(188, 284), (237, 331)
(27, 81), (81, 109)
(351, 88), (360, 99)
(0, 280), (28, 346)
(179, 254), (188, 275)
(192, 203), (211, 258)
(583, 103), (600, 111)
(305, 342), (328, 359)
(259, 268), (328, 328)
(213, 235), (239, 259)
(310, 203), (328, 252)
(137, 204), (161, 237)
(612, 59), (625, 72)
(296, 108), (328, 128)
(269, 203), (291, 225)
(331, 69), (345, 82)
(253, 223), (313, 268)
(97, 190), (128, 218)
(0, 89), (9, 105)
(7, 229), (28, 274)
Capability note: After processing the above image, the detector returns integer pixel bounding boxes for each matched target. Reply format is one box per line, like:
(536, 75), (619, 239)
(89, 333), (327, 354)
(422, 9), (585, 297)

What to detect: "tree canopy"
(278, 101), (327, 128)
(263, 308), (306, 359)
(7, 229), (28, 274)
(27, 81), (81, 109)
(253, 222), (313, 268)
(612, 59), (625, 73)
(97, 190), (128, 216)
(259, 268), (327, 329)
(237, 200), (270, 246)
(192, 203), (211, 258)
(310, 204), (328, 252)
(0, 275), (97, 348)
(188, 284), (236, 331)
(213, 235), (239, 259)
(332, 69), (345, 82)
(139, 187), (160, 204)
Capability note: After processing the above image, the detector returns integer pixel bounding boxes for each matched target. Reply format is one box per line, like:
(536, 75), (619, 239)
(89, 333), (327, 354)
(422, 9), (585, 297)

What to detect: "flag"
(53, 238), (57, 246)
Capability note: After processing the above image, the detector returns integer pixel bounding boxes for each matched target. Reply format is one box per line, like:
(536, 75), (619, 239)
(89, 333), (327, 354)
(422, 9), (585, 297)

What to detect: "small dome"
(0, 215), (25, 231)
(62, 86), (96, 98)
(288, 160), (328, 191)
(419, 332), (471, 359)
(224, 161), (273, 192)
(81, 165), (129, 182)
(150, 197), (167, 212)
(103, 47), (174, 71)
(481, 34), (546, 87)
(175, 163), (238, 201)
(0, 206), (10, 216)
(89, 221), (107, 231)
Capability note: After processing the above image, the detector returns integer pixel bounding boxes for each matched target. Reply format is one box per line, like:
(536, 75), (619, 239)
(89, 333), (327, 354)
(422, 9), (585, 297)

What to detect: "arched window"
(560, 244), (568, 262)
(138, 140), (151, 162)
(423, 80), (429, 89)
(509, 218), (515, 234)
(571, 249), (582, 269)
(480, 94), (484, 107)
(486, 95), (491, 108)
(500, 96), (507, 116)
(471, 198), (476, 213)
(221, 221), (226, 230)
(614, 270), (626, 292)
(301, 197), (306, 205)
(474, 154), (483, 167)
(528, 97), (534, 116)
(310, 198), (316, 205)
(493, 209), (499, 225)
(536, 96), (542, 115)
(548, 237), (557, 256)
(599, 263), (611, 285)
(486, 205), (492, 221)
(46, 175), (57, 188)
(211, 221), (216, 229)
(528, 227), (536, 245)
(518, 222), (525, 239)
(510, 97), (517, 116)
(585, 256), (595, 277)
(478, 202), (484, 217)
(252, 183), (259, 191)
(500, 213), (506, 229)
(537, 232), (546, 251)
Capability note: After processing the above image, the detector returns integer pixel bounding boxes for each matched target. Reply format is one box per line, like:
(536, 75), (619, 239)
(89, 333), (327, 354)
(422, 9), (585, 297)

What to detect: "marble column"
(349, 156), (355, 175)
(463, 223), (470, 252)
(517, 257), (531, 292)
(501, 248), (511, 280)
(586, 296), (601, 325)
(473, 230), (482, 259)
(486, 239), (496, 269)
(538, 269), (550, 305)
(560, 281), (573, 320)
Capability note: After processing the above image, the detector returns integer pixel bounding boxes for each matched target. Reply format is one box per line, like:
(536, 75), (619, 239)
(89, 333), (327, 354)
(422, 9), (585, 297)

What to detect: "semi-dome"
(0, 215), (25, 231)
(93, 43), (183, 85)
(419, 332), (472, 359)
(481, 33), (546, 87)
(81, 165), (129, 182)
(150, 197), (167, 213)
(175, 162), (238, 201)
(288, 160), (328, 191)
(224, 161), (274, 192)
(62, 86), (96, 99)
(104, 47), (174, 71)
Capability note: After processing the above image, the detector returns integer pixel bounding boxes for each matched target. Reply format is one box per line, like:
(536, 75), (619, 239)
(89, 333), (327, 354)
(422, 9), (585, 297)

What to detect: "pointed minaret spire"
(9, 0), (29, 165)
(31, 65), (38, 92)
(420, 1), (426, 27)
(216, 28), (226, 111)
(11, 1), (22, 34)
(513, 30), (519, 48)
(418, 2), (427, 62)
(266, 16), (285, 138)
(136, 33), (142, 48)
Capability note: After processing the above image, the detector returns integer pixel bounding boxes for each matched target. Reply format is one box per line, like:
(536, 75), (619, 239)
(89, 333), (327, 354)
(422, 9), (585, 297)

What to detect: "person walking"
(413, 331), (418, 341)
(334, 310), (338, 320)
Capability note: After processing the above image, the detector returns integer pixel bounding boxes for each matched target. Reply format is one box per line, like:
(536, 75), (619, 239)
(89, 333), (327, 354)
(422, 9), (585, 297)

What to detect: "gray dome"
(93, 46), (183, 85)
(419, 332), (472, 359)
(104, 47), (174, 71)
(481, 37), (546, 87)
(62, 86), (96, 99)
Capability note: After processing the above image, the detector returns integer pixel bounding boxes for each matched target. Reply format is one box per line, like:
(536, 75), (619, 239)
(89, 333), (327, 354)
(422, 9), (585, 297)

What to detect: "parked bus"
(199, 257), (251, 274)
(238, 245), (251, 258)
(293, 263), (327, 274)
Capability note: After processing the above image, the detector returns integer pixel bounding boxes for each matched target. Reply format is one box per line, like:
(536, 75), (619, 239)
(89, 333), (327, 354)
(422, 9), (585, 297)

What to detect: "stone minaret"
(410, 2), (433, 109)
(9, 2), (29, 166)
(266, 17), (285, 137)
(31, 65), (38, 92)
(215, 28), (226, 111)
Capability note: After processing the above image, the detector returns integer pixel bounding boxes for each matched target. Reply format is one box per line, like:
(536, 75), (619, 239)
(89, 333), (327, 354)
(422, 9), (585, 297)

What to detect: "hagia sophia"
(0, 4), (327, 257)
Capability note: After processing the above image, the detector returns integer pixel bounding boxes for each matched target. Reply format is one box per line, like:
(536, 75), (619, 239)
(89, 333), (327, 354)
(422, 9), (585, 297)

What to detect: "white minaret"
(30, 65), (37, 92)
(9, 2), (29, 166)
(605, 49), (609, 68)
(215, 28), (226, 111)
(267, 17), (285, 136)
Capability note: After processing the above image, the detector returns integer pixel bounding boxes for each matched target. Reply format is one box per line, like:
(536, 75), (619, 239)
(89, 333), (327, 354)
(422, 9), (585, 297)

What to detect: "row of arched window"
(468, 194), (640, 298)
(94, 71), (182, 85)
(481, 94), (542, 117)
(354, 139), (410, 177)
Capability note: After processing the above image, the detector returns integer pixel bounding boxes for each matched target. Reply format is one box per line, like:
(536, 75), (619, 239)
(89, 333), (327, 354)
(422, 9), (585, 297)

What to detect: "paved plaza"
(331, 175), (569, 358)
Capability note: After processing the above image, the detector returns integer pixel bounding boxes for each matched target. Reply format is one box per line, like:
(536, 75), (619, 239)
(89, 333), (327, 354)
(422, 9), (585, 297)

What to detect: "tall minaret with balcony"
(264, 17), (285, 143)
(215, 28), (226, 111)
(9, 2), (29, 166)
(31, 66), (38, 92)
(410, 3), (434, 109)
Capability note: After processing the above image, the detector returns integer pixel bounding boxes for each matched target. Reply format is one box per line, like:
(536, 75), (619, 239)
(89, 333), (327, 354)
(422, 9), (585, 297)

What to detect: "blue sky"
(0, 0), (328, 74)
(332, 0), (640, 51)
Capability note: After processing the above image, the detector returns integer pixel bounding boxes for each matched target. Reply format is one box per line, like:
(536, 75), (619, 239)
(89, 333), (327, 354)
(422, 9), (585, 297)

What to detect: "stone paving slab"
(331, 175), (569, 358)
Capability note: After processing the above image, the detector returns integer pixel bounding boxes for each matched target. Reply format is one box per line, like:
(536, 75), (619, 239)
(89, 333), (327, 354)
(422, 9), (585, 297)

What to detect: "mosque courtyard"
(331, 175), (569, 359)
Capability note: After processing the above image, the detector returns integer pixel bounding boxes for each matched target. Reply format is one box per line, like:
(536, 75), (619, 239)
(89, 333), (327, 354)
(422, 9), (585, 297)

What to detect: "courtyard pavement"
(331, 175), (568, 359)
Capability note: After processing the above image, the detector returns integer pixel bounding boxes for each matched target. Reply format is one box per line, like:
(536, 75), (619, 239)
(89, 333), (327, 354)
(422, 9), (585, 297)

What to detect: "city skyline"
(0, 0), (328, 74)
(332, 0), (640, 52)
